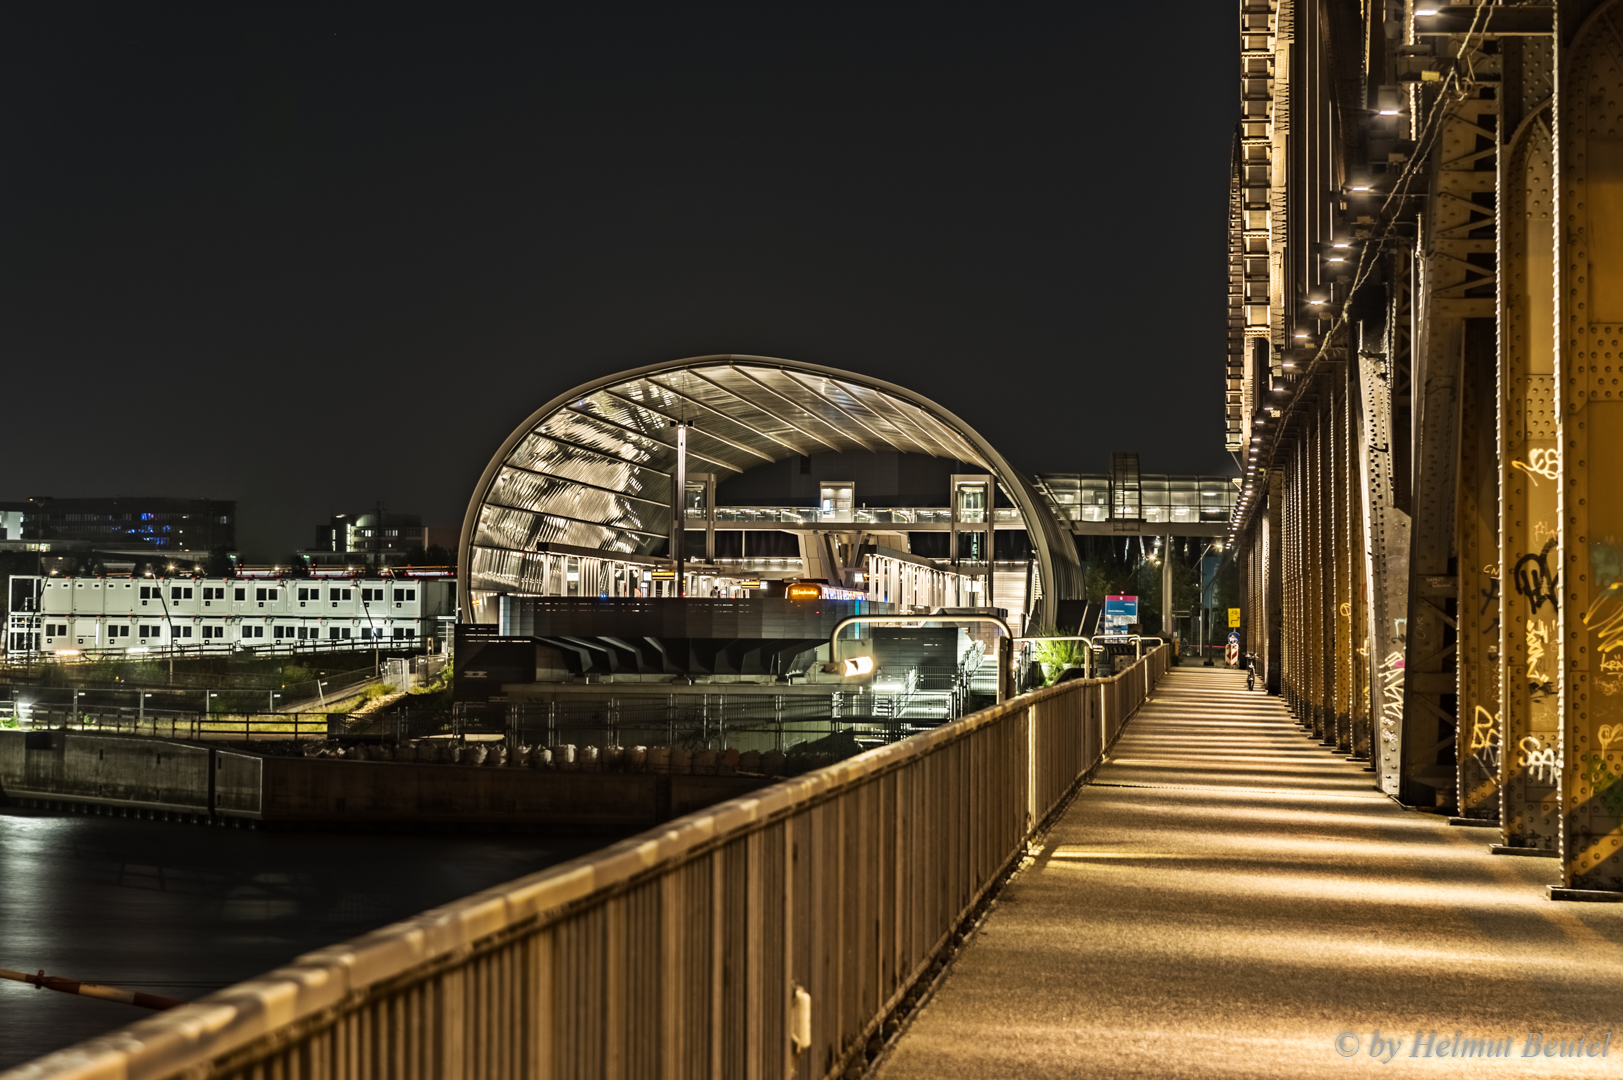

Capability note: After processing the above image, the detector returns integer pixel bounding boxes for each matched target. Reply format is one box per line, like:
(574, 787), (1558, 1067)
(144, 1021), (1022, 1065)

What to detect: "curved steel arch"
(458, 354), (1080, 626)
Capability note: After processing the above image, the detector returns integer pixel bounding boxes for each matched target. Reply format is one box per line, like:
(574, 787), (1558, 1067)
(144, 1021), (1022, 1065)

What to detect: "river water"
(0, 808), (612, 1071)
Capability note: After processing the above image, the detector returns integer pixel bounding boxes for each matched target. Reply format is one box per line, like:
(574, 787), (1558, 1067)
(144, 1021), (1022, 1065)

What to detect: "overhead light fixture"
(822, 655), (875, 677)
(1377, 109), (1400, 117)
(1415, 7), (1438, 15)
(1332, 241), (1351, 249)
(1349, 184), (1372, 192)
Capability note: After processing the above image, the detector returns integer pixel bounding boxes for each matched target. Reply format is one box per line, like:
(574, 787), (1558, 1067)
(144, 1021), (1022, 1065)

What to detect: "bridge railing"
(6, 644), (1171, 1080)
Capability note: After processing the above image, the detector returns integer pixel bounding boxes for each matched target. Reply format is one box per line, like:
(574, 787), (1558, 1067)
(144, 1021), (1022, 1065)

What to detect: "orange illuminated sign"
(786, 583), (822, 601)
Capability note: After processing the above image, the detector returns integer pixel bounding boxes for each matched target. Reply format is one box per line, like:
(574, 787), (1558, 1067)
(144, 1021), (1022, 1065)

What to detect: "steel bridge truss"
(1227, 0), (1623, 895)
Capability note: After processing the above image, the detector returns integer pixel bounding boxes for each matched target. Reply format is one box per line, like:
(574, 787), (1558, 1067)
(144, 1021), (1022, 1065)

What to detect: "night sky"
(3, 4), (1238, 560)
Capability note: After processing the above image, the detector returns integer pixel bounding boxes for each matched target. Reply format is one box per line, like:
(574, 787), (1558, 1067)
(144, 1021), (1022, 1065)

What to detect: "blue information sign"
(1103, 594), (1138, 618)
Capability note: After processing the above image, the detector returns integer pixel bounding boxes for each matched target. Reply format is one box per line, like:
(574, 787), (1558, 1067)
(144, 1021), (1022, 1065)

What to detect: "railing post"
(1027, 701), (1038, 832)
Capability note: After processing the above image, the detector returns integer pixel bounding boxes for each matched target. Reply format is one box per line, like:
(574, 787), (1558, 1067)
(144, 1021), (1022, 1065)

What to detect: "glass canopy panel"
(811, 377), (934, 454)
(505, 431), (665, 493)
(539, 409), (733, 480)
(702, 366), (857, 452)
(566, 396), (748, 477)
(476, 501), (663, 553)
(835, 381), (949, 457)
(876, 395), (973, 461)
(610, 378), (782, 465)
(469, 546), (525, 595)
(494, 465), (670, 517)
(739, 368), (882, 452)
(488, 471), (666, 538)
(779, 370), (922, 453)
(535, 411), (672, 471)
(572, 391), (679, 444)
(647, 370), (819, 455)
(898, 404), (986, 464)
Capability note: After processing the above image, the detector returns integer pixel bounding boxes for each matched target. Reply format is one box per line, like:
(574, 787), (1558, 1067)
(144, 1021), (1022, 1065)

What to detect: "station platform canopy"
(458, 354), (1081, 626)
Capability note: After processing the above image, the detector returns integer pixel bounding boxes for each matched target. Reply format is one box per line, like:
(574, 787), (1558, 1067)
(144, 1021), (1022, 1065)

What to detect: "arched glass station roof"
(459, 355), (1080, 625)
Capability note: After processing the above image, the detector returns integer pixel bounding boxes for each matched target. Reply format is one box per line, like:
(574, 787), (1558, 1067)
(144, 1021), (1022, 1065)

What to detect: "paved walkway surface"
(875, 667), (1623, 1079)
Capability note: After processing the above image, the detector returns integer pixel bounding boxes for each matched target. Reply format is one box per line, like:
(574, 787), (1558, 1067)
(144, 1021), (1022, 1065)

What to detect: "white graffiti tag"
(1511, 448), (1561, 488)
(1379, 650), (1405, 746)
(1526, 618), (1554, 690)
(1470, 706), (1502, 776)
(1517, 736), (1561, 784)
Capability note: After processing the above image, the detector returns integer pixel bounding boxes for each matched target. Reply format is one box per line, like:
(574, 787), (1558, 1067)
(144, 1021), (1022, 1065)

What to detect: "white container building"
(6, 574), (455, 658)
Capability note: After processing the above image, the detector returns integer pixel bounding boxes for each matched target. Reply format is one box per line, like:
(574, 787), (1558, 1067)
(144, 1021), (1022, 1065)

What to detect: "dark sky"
(2, 4), (1239, 560)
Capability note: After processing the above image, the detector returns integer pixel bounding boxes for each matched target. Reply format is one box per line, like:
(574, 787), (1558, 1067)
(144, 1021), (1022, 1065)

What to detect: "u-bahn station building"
(453, 355), (1235, 720)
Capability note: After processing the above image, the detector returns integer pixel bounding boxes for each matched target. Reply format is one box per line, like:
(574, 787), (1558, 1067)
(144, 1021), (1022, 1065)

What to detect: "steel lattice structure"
(1227, 0), (1623, 896)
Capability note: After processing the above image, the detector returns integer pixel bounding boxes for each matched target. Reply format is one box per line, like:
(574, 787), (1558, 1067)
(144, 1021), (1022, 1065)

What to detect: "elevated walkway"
(877, 667), (1623, 1078)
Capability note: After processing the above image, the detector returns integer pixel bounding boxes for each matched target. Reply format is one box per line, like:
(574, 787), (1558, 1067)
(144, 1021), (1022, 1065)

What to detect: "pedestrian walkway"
(875, 666), (1623, 1078)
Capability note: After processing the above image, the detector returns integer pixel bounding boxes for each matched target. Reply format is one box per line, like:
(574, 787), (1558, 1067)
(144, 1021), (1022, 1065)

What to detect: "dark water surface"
(0, 808), (611, 1071)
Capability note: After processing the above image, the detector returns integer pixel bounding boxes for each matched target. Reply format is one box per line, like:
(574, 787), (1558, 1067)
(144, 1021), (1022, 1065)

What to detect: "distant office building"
(0, 497), (235, 552)
(307, 511), (457, 567)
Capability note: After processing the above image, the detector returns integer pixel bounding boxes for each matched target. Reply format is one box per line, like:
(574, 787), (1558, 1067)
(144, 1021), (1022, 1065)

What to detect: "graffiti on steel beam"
(1516, 736), (1561, 785)
(1510, 448), (1560, 488)
(1478, 571), (1501, 636)
(1380, 649), (1405, 749)
(1524, 618), (1556, 697)
(1584, 543), (1623, 663)
(1512, 539), (1560, 616)
(1469, 705), (1502, 777)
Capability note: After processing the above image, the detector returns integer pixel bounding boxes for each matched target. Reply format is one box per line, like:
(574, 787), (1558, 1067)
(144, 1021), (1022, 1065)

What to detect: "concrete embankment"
(0, 730), (768, 829)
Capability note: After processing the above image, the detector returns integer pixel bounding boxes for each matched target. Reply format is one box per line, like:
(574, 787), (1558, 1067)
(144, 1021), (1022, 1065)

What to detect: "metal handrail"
(8, 645), (1171, 1080)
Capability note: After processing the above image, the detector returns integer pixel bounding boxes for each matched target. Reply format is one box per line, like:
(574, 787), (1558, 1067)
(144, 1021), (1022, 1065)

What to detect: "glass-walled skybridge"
(1033, 474), (1237, 534)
